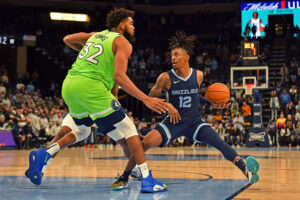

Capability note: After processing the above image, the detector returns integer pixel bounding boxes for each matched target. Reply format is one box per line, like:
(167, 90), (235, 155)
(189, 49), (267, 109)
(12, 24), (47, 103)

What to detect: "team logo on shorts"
(111, 99), (121, 111)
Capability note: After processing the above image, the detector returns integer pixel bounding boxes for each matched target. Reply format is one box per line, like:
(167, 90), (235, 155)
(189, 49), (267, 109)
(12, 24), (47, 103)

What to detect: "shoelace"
(114, 174), (126, 183)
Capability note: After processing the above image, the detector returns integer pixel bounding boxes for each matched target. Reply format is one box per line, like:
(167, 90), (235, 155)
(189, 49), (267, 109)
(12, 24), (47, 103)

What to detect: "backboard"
(230, 66), (269, 89)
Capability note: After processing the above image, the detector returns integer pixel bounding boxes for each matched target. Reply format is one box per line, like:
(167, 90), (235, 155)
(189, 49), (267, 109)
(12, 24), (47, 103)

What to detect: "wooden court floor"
(0, 146), (299, 200)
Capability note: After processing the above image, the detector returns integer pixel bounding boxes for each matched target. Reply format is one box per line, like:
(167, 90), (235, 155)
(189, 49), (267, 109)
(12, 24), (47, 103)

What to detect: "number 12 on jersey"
(179, 96), (191, 108)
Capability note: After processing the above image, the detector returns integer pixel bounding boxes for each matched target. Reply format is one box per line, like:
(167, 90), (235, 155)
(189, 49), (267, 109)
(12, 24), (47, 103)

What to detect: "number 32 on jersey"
(78, 42), (104, 64)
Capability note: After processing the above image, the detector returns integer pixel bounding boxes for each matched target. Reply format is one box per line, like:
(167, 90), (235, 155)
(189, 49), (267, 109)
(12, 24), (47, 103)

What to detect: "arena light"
(50, 12), (90, 22)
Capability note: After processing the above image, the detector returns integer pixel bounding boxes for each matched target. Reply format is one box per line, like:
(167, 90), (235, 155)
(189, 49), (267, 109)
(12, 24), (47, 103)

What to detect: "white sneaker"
(130, 166), (142, 180)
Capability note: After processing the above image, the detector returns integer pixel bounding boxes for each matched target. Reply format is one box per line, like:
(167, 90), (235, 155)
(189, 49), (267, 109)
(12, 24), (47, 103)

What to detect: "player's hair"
(165, 30), (196, 63)
(106, 8), (134, 29)
(168, 30), (197, 57)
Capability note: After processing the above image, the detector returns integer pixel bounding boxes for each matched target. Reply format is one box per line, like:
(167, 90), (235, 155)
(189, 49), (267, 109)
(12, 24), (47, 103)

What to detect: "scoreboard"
(241, 41), (259, 65)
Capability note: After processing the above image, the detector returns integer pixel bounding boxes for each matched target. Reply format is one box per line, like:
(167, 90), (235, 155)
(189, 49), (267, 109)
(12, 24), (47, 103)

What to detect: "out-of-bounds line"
(225, 182), (251, 200)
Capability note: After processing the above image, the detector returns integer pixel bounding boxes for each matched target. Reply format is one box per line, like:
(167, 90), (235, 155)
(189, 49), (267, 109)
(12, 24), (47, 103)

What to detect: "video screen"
(241, 1), (300, 38)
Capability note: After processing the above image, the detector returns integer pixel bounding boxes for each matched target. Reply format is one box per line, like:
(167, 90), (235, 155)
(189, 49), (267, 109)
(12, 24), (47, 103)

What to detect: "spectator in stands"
(296, 100), (300, 113)
(139, 58), (146, 70)
(0, 82), (6, 96)
(231, 99), (239, 117)
(26, 81), (35, 94)
(22, 119), (36, 149)
(204, 57), (212, 75)
(214, 111), (223, 123)
(267, 119), (277, 146)
(276, 112), (286, 145)
(280, 89), (291, 112)
(269, 90), (280, 120)
(222, 110), (231, 124)
(296, 123), (300, 148)
(45, 121), (60, 142)
(217, 123), (225, 141)
(282, 114), (296, 147)
(1, 71), (9, 86)
(275, 82), (281, 97)
(16, 79), (25, 91)
(12, 120), (24, 149)
(211, 58), (218, 72)
(280, 63), (289, 86)
(233, 111), (244, 131)
(289, 85), (297, 103)
(242, 101), (251, 121)
(286, 101), (296, 116)
(39, 113), (49, 137)
(0, 114), (7, 129)
(276, 112), (286, 133)
(230, 124), (241, 147)
(225, 124), (232, 144)
(138, 122), (149, 141)
(234, 90), (243, 101)
(2, 95), (10, 107)
(289, 59), (298, 84)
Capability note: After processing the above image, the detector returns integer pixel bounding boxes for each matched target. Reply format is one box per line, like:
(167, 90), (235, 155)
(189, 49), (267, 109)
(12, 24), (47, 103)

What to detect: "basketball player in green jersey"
(25, 8), (168, 193)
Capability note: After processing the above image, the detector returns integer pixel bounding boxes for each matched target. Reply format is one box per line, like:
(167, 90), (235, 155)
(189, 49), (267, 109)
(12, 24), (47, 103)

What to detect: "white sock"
(138, 162), (149, 178)
(46, 142), (60, 156)
(133, 165), (138, 171)
(42, 158), (53, 173)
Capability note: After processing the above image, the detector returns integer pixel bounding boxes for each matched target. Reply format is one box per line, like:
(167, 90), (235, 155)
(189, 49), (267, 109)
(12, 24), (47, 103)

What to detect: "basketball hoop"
(243, 84), (254, 96)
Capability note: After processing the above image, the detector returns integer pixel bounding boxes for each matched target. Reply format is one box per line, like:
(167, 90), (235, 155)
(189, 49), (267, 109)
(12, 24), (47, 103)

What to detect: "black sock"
(235, 158), (246, 174)
(121, 170), (132, 181)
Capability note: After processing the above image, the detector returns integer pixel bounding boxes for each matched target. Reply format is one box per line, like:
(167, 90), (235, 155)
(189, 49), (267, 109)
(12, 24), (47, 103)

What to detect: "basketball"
(260, 26), (265, 32)
(205, 83), (230, 104)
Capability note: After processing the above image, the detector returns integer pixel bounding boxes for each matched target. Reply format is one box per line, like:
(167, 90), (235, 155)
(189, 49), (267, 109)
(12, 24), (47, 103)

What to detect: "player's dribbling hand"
(143, 97), (168, 114)
(212, 102), (231, 109)
(167, 103), (181, 124)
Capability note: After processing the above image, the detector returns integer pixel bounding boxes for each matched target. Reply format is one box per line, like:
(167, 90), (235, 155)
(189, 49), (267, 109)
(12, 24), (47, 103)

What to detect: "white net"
(243, 84), (254, 95)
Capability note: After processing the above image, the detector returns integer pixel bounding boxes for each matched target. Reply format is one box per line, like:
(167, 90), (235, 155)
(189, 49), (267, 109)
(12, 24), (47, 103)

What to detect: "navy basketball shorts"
(154, 117), (210, 147)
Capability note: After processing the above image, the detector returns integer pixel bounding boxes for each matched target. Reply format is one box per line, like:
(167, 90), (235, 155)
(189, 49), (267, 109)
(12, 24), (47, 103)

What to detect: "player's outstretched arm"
(113, 37), (168, 114)
(63, 32), (95, 51)
(149, 72), (181, 123)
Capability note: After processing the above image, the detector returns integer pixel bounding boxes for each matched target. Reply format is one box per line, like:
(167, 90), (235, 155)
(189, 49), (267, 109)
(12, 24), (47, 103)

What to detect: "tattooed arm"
(149, 72), (181, 123)
(149, 72), (171, 97)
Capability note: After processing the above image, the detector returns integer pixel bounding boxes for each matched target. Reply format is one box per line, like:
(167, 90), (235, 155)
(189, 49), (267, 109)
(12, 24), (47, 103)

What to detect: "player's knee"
(73, 125), (91, 143)
(56, 126), (72, 139)
(142, 140), (151, 151)
(114, 115), (138, 139)
(117, 138), (127, 148)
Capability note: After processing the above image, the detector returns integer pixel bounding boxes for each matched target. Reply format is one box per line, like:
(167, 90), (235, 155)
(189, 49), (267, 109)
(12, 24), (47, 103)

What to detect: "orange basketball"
(205, 83), (230, 104)
(260, 26), (265, 32)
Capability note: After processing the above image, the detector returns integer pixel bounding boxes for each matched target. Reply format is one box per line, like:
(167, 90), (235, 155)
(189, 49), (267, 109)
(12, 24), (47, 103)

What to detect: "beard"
(124, 27), (135, 43)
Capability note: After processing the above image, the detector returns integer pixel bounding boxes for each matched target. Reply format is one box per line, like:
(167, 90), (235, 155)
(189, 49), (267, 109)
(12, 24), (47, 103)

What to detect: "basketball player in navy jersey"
(111, 31), (259, 190)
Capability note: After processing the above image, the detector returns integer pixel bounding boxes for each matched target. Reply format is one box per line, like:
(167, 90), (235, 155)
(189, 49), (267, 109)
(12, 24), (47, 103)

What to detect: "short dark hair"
(168, 30), (197, 57)
(106, 8), (134, 29)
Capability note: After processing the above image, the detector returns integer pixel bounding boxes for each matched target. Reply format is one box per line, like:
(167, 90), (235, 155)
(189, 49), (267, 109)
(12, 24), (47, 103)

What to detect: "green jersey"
(67, 30), (122, 91)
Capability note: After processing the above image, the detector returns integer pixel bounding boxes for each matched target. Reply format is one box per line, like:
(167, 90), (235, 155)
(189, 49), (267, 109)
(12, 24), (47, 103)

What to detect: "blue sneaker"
(245, 156), (260, 184)
(25, 149), (51, 185)
(140, 170), (167, 193)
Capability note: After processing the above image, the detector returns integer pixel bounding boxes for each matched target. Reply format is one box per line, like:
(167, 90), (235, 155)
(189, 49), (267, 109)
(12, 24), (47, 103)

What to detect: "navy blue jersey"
(166, 68), (202, 124)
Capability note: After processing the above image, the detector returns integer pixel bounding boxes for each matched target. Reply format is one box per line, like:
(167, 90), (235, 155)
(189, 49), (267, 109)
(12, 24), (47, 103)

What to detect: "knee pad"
(107, 128), (125, 142)
(113, 115), (138, 139)
(73, 125), (92, 143)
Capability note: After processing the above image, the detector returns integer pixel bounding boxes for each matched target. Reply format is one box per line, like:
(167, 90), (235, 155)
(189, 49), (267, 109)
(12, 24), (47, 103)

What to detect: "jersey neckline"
(171, 68), (193, 81)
